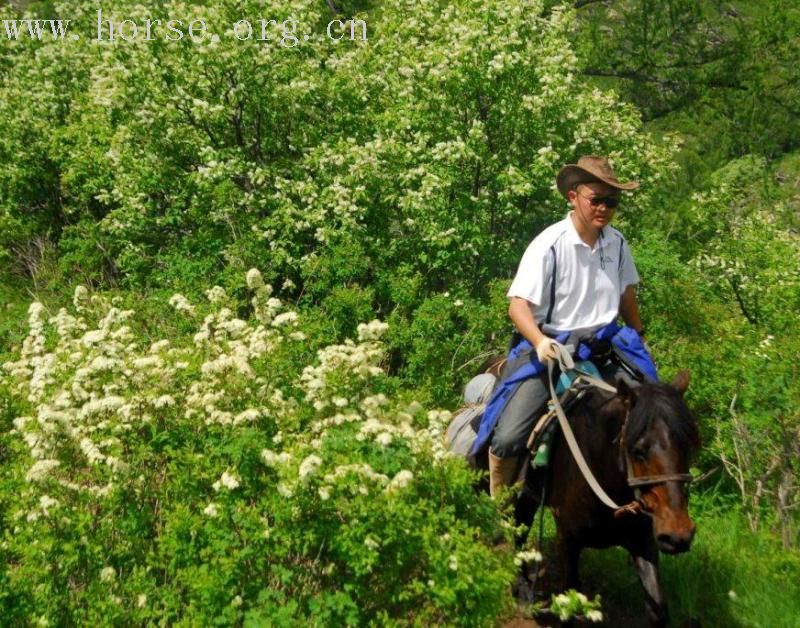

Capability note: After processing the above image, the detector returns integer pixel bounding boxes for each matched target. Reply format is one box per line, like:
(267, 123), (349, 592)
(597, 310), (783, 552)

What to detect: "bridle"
(616, 407), (693, 516)
(544, 349), (693, 518)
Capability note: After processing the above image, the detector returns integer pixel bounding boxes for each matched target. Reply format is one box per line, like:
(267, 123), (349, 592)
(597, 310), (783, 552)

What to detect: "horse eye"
(632, 447), (648, 462)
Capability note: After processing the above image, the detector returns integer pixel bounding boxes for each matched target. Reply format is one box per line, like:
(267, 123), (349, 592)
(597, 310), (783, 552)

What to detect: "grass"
(661, 499), (800, 627)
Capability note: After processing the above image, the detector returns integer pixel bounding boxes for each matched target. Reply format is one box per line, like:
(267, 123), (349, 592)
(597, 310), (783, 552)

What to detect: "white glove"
(535, 338), (559, 364)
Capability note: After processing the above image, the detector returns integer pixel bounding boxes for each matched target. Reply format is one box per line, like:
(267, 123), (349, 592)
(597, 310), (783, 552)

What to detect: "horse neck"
(572, 391), (630, 481)
(545, 392), (632, 510)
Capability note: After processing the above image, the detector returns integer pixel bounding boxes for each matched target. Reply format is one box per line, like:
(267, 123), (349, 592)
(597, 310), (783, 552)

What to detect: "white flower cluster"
(169, 294), (196, 315)
(425, 409), (453, 462)
(246, 268), (293, 330)
(72, 285), (90, 312)
(356, 405), (416, 448)
(586, 610), (603, 623)
(213, 470), (241, 491)
(513, 548), (543, 566)
(0, 271), (306, 497)
(25, 459), (60, 483)
(298, 454), (323, 480)
(262, 399), (421, 500)
(261, 448), (293, 467)
(1, 269), (460, 558)
(299, 324), (387, 412)
(322, 463), (389, 495)
(205, 286), (228, 305)
(357, 320), (389, 341)
(753, 334), (776, 361)
(387, 470), (414, 493)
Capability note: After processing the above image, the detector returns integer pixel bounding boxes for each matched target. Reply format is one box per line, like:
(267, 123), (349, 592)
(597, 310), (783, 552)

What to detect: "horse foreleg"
(631, 543), (668, 627)
(558, 532), (581, 590)
(512, 485), (542, 604)
(514, 485), (540, 547)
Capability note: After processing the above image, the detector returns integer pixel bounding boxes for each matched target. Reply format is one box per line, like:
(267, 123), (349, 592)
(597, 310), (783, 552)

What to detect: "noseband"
(626, 473), (694, 489)
(618, 469), (694, 518)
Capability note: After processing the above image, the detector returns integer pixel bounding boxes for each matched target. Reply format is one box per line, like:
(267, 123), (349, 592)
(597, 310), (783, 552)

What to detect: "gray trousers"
(490, 352), (640, 459)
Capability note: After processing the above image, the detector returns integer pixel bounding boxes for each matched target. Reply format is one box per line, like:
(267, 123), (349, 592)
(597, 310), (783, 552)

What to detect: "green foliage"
(571, 0), (800, 161)
(388, 280), (510, 406)
(685, 158), (800, 329)
(0, 0), (675, 299)
(319, 285), (377, 342)
(1, 0), (800, 621)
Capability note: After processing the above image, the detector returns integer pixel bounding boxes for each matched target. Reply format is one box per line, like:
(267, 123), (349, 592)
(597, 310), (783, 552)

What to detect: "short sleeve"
(507, 238), (553, 306)
(618, 238), (640, 293)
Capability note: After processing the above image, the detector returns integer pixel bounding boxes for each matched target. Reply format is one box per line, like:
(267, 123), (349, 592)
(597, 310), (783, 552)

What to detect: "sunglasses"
(577, 189), (620, 209)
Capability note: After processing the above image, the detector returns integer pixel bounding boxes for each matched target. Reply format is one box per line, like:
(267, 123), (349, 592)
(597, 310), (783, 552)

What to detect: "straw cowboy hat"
(556, 155), (639, 199)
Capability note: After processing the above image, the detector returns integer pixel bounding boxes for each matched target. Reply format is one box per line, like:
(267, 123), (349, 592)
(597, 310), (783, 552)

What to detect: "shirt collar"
(565, 211), (605, 249)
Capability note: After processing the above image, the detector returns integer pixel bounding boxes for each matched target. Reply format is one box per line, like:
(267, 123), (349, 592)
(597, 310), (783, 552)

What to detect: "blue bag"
(610, 325), (658, 382)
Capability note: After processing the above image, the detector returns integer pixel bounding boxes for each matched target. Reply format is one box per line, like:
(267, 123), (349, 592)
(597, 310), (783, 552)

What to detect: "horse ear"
(671, 369), (690, 396)
(616, 377), (638, 409)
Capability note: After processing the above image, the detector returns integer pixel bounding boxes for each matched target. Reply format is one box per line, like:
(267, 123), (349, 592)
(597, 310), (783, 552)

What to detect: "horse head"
(617, 371), (700, 554)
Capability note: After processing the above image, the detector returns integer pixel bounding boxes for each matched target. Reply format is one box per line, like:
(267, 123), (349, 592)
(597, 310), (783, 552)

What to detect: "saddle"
(527, 359), (603, 469)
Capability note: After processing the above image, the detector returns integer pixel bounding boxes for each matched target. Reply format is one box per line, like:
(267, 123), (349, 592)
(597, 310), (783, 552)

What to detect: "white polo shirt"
(507, 212), (640, 336)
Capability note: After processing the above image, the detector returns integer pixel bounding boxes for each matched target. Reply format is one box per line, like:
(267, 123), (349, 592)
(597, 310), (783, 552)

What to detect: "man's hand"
(535, 337), (559, 364)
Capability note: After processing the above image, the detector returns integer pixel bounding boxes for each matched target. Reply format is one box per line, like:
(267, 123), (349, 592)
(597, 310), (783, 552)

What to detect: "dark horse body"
(480, 367), (700, 626)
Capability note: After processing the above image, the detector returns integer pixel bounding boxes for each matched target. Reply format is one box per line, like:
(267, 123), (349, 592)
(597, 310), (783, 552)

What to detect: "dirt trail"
(499, 546), (650, 628)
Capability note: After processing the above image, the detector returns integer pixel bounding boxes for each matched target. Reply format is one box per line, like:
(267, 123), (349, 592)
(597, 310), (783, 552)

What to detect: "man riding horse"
(477, 155), (653, 497)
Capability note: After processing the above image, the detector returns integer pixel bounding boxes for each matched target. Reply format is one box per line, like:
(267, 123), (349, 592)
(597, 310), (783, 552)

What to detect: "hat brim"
(556, 164), (639, 199)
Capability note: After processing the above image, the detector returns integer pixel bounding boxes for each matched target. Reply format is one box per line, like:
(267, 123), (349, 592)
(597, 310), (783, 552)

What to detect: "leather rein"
(545, 347), (693, 518)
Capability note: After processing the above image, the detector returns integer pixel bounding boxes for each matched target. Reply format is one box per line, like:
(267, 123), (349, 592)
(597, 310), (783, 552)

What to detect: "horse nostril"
(658, 533), (677, 552)
(657, 531), (692, 554)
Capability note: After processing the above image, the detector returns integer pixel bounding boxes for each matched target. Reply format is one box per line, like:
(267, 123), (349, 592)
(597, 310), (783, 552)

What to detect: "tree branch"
(727, 277), (758, 325)
(574, 0), (609, 8)
(582, 67), (747, 91)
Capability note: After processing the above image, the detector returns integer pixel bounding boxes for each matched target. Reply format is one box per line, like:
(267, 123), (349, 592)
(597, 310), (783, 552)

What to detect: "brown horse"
(481, 368), (700, 627)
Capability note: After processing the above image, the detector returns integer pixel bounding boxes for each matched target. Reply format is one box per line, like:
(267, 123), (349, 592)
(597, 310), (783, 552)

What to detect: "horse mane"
(624, 382), (700, 454)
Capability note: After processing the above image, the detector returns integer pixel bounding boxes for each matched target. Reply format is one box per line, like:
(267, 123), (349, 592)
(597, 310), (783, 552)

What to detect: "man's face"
(568, 181), (620, 229)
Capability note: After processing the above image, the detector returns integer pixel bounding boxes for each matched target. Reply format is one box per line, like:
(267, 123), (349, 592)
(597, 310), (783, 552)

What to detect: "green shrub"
(0, 269), (515, 625)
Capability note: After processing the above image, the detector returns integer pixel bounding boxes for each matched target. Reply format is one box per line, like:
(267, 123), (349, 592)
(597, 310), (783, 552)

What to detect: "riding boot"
(488, 450), (521, 498)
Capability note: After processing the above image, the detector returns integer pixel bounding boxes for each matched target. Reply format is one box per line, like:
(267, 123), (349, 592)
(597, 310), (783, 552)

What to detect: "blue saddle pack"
(469, 321), (657, 456)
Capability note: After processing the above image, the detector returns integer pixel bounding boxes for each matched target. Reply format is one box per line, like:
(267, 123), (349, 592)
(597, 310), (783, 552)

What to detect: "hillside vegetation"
(1, 0), (798, 625)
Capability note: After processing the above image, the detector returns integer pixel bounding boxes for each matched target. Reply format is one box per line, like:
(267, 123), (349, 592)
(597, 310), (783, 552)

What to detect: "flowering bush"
(0, 0), (679, 413)
(0, 0), (676, 295)
(0, 269), (514, 625)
